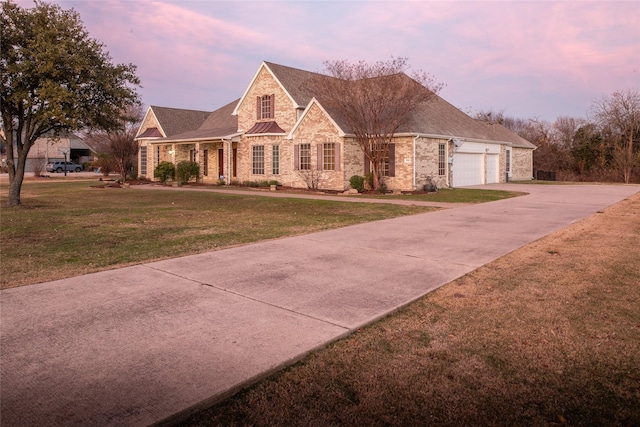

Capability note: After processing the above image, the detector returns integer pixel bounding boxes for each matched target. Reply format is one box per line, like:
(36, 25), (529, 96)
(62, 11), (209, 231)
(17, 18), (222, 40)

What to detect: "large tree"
(590, 89), (640, 183)
(1, 1), (140, 206)
(313, 58), (443, 191)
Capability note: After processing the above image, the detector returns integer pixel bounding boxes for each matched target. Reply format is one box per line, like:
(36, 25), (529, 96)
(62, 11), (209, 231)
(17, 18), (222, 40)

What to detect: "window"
(252, 145), (264, 175)
(506, 148), (511, 175)
(299, 143), (311, 170)
(189, 149), (196, 162)
(257, 94), (274, 120)
(272, 145), (280, 175)
(438, 143), (446, 176)
(203, 149), (208, 176)
(140, 146), (147, 176)
(322, 143), (335, 171)
(365, 143), (395, 177)
(374, 144), (390, 176)
(155, 146), (160, 164)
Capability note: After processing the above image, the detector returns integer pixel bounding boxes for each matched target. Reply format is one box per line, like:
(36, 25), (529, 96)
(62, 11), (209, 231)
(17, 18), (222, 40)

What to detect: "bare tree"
(553, 116), (585, 148)
(86, 105), (142, 181)
(313, 58), (443, 191)
(590, 89), (640, 183)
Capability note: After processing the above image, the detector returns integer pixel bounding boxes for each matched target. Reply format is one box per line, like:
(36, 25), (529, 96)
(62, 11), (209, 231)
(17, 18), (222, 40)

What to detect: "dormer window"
(257, 94), (274, 120)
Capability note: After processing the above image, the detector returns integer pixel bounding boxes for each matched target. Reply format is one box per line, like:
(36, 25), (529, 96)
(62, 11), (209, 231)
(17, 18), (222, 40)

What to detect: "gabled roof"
(232, 61), (332, 115)
(149, 106), (211, 137)
(157, 99), (240, 142)
(399, 87), (536, 148)
(289, 98), (346, 139)
(251, 62), (533, 148)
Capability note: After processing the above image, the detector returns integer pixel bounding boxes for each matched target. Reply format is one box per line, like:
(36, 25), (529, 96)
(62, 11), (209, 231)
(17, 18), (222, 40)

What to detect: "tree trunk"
(6, 136), (30, 206)
(7, 173), (25, 206)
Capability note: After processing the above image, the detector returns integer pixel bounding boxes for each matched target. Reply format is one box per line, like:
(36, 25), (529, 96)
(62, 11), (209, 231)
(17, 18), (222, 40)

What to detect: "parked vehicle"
(45, 161), (83, 173)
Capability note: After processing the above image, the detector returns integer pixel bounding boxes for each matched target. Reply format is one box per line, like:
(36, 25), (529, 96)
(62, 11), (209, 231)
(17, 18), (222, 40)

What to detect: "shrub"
(176, 161), (199, 184)
(32, 159), (46, 177)
(268, 180), (279, 186)
(364, 172), (375, 189)
(94, 153), (115, 176)
(349, 175), (365, 193)
(154, 161), (175, 183)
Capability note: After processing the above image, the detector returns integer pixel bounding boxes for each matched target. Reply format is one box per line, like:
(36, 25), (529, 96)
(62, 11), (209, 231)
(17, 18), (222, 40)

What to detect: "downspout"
(412, 134), (418, 190)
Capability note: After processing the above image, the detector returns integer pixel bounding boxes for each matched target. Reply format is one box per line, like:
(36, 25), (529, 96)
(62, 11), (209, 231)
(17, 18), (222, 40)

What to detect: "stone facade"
(511, 147), (533, 181)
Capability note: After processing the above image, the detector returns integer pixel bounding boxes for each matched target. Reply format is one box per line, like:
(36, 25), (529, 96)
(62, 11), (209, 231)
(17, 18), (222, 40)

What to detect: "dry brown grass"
(185, 193), (640, 426)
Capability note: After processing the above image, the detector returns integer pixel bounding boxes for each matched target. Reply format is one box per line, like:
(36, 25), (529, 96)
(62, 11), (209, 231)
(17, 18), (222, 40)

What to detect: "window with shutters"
(299, 143), (311, 170)
(272, 145), (280, 175)
(374, 144), (390, 176)
(140, 146), (147, 176)
(258, 95), (274, 120)
(322, 143), (335, 171)
(438, 143), (446, 176)
(365, 143), (395, 177)
(252, 145), (264, 175)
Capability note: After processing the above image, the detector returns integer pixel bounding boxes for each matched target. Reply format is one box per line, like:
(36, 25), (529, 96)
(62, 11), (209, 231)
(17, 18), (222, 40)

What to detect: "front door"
(218, 148), (224, 178)
(203, 149), (208, 176)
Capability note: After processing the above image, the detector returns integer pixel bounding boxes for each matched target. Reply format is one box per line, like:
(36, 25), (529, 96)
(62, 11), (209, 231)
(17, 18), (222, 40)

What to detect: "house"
(136, 61), (535, 190)
(25, 132), (93, 172)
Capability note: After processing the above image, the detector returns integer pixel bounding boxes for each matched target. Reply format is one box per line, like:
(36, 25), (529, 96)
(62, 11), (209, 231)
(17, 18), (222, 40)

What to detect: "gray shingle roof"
(266, 61), (535, 148)
(158, 99), (240, 142)
(150, 106), (211, 137)
(264, 61), (329, 108)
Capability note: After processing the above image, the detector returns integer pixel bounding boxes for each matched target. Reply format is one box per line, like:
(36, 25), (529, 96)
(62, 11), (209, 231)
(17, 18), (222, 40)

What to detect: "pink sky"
(16, 0), (640, 121)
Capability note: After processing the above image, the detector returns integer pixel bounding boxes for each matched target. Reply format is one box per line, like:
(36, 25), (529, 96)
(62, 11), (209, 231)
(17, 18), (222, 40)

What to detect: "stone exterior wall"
(137, 110), (162, 179)
(343, 137), (364, 189)
(238, 135), (295, 186)
(289, 103), (344, 191)
(141, 110), (162, 133)
(414, 137), (450, 189)
(499, 145), (507, 183)
(511, 147), (533, 181)
(236, 67), (298, 133)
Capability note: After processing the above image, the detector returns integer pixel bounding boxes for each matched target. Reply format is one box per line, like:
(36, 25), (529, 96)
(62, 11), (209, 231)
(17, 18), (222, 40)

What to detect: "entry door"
(218, 149), (224, 178)
(203, 150), (208, 176)
(486, 154), (499, 184)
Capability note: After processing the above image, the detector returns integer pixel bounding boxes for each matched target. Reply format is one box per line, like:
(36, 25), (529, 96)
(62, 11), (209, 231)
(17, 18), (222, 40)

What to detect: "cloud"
(12, 0), (640, 120)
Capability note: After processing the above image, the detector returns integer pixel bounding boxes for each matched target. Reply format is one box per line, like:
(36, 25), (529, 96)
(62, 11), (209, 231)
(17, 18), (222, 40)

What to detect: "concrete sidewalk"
(1, 184), (638, 426)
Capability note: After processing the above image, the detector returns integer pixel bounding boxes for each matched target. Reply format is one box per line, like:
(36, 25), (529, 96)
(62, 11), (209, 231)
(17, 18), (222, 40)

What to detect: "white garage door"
(486, 154), (499, 184)
(452, 153), (483, 187)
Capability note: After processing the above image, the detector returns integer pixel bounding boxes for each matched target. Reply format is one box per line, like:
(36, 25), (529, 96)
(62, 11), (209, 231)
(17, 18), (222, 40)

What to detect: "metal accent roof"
(245, 121), (286, 135)
(137, 127), (163, 138)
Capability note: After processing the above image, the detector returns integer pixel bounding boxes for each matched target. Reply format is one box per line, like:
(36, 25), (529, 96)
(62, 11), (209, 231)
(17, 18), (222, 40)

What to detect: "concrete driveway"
(1, 183), (638, 426)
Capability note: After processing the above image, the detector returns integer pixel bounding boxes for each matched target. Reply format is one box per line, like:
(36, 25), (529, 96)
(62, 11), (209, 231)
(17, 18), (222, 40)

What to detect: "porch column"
(225, 139), (232, 185)
(195, 142), (201, 182)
